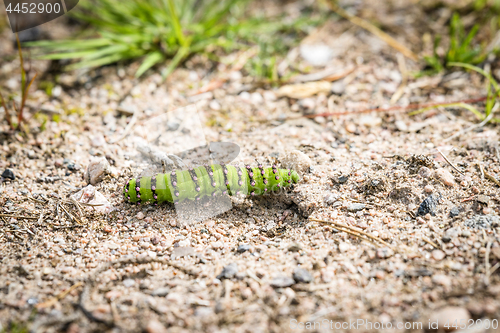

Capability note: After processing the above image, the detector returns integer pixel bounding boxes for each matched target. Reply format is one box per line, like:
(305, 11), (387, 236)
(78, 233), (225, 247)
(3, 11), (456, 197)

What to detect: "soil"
(1, 1), (500, 332)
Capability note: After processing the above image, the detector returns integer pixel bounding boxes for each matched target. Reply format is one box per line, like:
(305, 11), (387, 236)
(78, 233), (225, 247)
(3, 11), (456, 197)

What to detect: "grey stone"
(151, 287), (170, 297)
(217, 263), (238, 280)
(1, 169), (15, 180)
(270, 276), (295, 288)
(237, 244), (251, 253)
(293, 268), (313, 283)
(347, 203), (366, 212)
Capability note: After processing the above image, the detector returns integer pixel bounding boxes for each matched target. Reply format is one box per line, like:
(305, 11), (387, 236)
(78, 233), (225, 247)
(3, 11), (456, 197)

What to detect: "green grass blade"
(135, 51), (165, 77)
(448, 62), (500, 93)
(408, 102), (484, 120)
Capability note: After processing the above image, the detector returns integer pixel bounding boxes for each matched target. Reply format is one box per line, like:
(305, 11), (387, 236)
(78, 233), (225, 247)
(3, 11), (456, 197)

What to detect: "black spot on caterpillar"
(123, 164), (300, 204)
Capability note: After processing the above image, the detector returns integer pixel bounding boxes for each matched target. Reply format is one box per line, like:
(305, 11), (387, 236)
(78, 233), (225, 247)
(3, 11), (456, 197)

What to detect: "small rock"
(347, 203), (366, 212)
(432, 274), (451, 287)
(151, 287), (170, 297)
(270, 276), (295, 288)
(359, 115), (382, 127)
(324, 193), (339, 206)
(27, 150), (36, 159)
(250, 92), (264, 104)
(424, 185), (434, 193)
(417, 194), (441, 216)
(429, 306), (470, 332)
(338, 242), (350, 253)
(85, 157), (110, 185)
(209, 100), (221, 111)
(331, 80), (346, 95)
(237, 244), (251, 253)
(293, 268), (313, 283)
(418, 166), (432, 179)
(476, 195), (490, 205)
(105, 290), (122, 301)
(146, 319), (169, 333)
(395, 120), (408, 132)
(1, 169), (15, 180)
(288, 243), (302, 252)
(299, 98), (315, 110)
(449, 207), (460, 217)
(67, 163), (81, 171)
(432, 249), (445, 261)
(217, 263), (238, 280)
(434, 168), (456, 186)
(123, 279), (135, 288)
(194, 307), (214, 318)
(345, 123), (357, 133)
(282, 150), (312, 175)
(136, 212), (145, 220)
(338, 175), (349, 183)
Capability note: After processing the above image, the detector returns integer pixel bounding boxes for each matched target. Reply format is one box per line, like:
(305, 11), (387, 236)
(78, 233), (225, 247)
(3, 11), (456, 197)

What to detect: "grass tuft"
(422, 13), (487, 74)
(27, 0), (324, 80)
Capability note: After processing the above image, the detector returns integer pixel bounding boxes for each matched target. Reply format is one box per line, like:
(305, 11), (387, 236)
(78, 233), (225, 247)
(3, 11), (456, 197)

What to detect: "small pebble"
(270, 276), (295, 288)
(424, 185), (434, 193)
(237, 244), (251, 253)
(151, 287), (170, 297)
(293, 268), (313, 283)
(217, 263), (238, 280)
(432, 249), (445, 261)
(418, 167), (432, 179)
(417, 194), (440, 216)
(123, 279), (135, 288)
(1, 169), (15, 180)
(449, 207), (460, 217)
(85, 157), (110, 185)
(288, 243), (302, 252)
(433, 168), (455, 186)
(347, 203), (365, 212)
(432, 274), (451, 288)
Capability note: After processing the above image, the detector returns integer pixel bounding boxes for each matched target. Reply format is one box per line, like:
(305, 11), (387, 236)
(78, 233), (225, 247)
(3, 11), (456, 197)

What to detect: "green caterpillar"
(124, 164), (300, 205)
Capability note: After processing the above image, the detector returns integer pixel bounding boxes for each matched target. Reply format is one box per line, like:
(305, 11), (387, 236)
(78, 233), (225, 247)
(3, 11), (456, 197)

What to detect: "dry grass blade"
(422, 237), (440, 250)
(36, 282), (84, 309)
(436, 148), (465, 176)
(484, 170), (500, 187)
(59, 203), (82, 224)
(309, 217), (395, 250)
(325, 0), (418, 61)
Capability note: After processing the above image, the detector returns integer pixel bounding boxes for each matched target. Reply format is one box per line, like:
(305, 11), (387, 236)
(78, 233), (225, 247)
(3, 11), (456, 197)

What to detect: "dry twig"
(309, 217), (395, 250)
(436, 148), (465, 176)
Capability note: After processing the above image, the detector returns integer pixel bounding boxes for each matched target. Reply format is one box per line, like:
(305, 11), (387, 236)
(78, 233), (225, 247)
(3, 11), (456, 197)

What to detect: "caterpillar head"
(290, 170), (300, 183)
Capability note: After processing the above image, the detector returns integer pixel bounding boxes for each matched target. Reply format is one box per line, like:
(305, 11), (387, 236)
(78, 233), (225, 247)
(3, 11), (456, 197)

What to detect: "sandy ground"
(1, 1), (500, 332)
